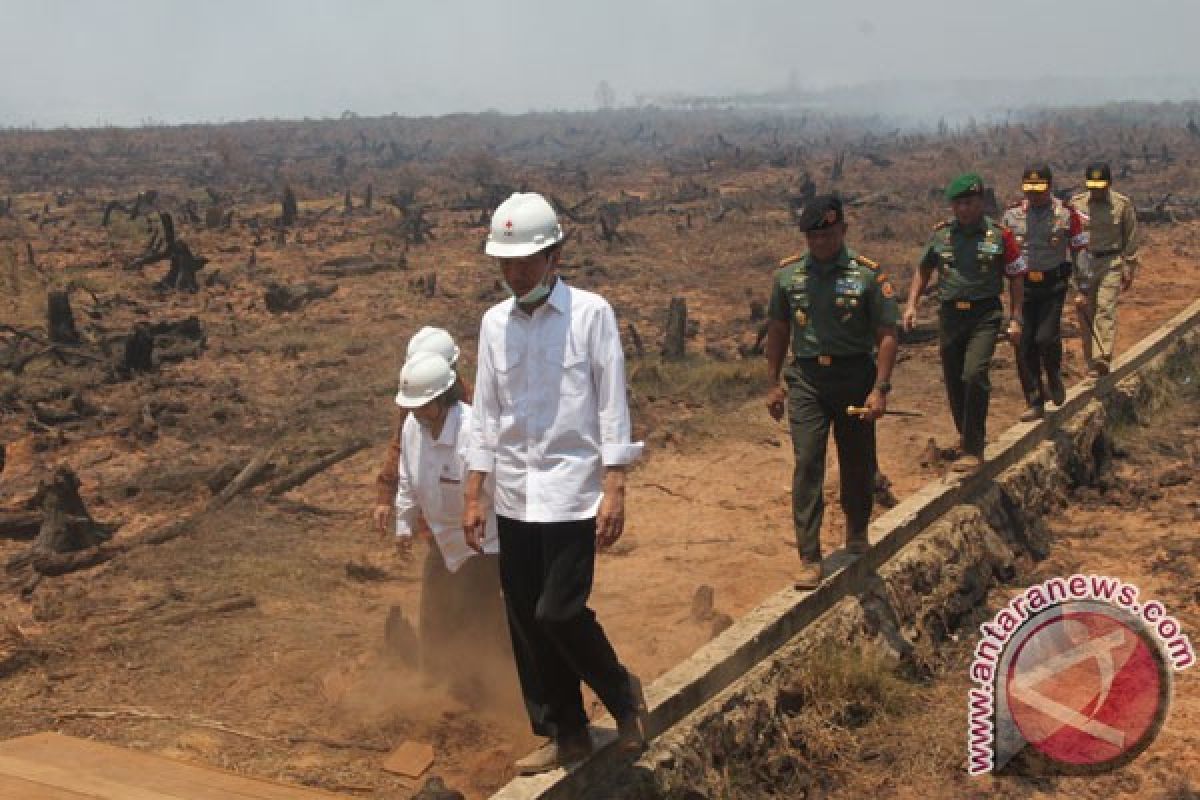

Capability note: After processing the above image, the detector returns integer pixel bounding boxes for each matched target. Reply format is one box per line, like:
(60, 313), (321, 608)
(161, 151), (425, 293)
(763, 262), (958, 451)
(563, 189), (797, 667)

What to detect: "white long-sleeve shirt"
(395, 402), (498, 572)
(467, 278), (643, 522)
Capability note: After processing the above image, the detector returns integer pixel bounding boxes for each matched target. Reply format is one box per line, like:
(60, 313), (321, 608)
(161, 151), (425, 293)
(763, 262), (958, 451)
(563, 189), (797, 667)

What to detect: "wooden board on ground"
(0, 733), (348, 799)
(381, 740), (434, 778)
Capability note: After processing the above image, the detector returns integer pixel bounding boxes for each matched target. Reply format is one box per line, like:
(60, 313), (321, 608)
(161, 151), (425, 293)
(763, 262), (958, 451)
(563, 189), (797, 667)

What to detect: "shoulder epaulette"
(932, 219), (951, 232)
(779, 253), (805, 268)
(854, 254), (880, 270)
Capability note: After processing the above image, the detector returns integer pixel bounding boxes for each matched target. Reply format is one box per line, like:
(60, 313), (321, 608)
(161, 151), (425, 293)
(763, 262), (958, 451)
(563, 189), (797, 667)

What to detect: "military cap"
(1021, 165), (1053, 192)
(945, 172), (985, 200)
(1085, 161), (1112, 189)
(795, 194), (844, 231)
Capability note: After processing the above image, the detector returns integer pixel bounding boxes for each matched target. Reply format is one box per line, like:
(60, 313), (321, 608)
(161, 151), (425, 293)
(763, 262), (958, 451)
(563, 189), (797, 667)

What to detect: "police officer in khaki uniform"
(765, 195), (899, 590)
(1001, 166), (1086, 421)
(904, 173), (1027, 472)
(1070, 162), (1139, 376)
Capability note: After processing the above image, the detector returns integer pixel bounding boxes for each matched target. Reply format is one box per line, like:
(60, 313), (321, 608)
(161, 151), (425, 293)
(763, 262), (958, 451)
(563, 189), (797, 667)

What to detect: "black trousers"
(1021, 285), (1067, 405)
(497, 515), (635, 738)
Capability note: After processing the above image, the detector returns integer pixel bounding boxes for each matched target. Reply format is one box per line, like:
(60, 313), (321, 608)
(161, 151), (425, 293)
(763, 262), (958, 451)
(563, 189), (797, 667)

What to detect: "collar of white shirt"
(432, 402), (460, 448)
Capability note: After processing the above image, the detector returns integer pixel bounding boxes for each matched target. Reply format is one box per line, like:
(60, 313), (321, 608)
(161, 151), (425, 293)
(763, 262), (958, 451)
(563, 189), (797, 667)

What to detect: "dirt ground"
(2, 112), (1199, 799)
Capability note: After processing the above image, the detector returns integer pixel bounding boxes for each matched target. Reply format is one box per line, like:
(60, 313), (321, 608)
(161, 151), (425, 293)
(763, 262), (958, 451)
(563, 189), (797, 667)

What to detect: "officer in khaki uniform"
(903, 174), (1027, 472)
(1001, 165), (1086, 420)
(765, 195), (899, 590)
(1070, 162), (1139, 376)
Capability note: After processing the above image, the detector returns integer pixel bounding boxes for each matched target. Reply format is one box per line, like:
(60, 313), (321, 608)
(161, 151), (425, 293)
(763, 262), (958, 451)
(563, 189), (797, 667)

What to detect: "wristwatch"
(875, 381), (892, 395)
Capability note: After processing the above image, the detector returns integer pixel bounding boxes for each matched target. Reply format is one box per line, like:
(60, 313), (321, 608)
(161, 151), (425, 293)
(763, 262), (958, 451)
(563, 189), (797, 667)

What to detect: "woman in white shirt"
(393, 351), (509, 702)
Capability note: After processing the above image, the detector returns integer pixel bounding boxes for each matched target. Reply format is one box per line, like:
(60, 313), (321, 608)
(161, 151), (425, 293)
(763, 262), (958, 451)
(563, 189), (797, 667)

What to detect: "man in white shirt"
(393, 351), (508, 701)
(464, 192), (647, 773)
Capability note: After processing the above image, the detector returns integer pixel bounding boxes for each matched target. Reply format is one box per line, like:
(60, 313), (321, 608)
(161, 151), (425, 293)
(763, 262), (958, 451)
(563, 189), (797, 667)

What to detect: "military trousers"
(938, 299), (1003, 457)
(1077, 256), (1123, 368)
(1020, 283), (1067, 406)
(785, 356), (876, 563)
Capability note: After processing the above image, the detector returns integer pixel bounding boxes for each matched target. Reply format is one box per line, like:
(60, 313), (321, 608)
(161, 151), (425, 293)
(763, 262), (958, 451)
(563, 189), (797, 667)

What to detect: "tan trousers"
(1077, 256), (1123, 368)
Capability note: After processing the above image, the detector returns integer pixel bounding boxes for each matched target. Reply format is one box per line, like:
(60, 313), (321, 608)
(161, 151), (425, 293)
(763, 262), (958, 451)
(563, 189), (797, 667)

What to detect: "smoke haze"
(1, 0), (1198, 127)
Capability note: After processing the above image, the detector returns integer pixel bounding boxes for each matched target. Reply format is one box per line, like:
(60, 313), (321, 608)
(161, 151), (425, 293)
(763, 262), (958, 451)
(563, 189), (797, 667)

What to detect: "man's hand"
(596, 469), (627, 550)
(902, 304), (918, 332)
(463, 496), (486, 553)
(372, 504), (394, 536)
(861, 387), (887, 422)
(1007, 319), (1022, 348)
(766, 385), (787, 422)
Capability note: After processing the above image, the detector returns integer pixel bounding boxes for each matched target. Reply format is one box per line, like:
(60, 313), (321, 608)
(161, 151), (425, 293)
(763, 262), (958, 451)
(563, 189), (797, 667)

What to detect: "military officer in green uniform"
(765, 195), (899, 590)
(903, 173), (1026, 472)
(1070, 162), (1139, 377)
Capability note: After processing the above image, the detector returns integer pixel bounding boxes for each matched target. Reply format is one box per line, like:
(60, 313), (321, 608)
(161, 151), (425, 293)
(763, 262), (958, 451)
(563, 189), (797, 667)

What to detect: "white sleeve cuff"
(602, 441), (644, 466)
(466, 449), (495, 473)
(394, 507), (418, 538)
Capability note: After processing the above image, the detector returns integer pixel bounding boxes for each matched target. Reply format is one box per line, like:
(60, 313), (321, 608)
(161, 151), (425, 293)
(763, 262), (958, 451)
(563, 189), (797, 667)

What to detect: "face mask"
(504, 256), (554, 305)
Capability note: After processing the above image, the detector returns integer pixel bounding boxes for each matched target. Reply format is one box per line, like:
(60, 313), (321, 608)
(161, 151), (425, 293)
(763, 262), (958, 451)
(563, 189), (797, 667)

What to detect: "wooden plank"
(0, 772), (100, 800)
(0, 734), (344, 799)
(0, 755), (175, 800)
(381, 740), (434, 778)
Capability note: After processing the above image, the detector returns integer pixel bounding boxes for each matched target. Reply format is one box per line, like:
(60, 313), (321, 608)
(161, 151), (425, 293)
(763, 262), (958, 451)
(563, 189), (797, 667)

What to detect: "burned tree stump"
(46, 290), (81, 345)
(282, 186), (298, 227)
(31, 466), (112, 555)
(122, 322), (155, 374)
(130, 212), (208, 292)
(158, 240), (208, 292)
(663, 297), (688, 361)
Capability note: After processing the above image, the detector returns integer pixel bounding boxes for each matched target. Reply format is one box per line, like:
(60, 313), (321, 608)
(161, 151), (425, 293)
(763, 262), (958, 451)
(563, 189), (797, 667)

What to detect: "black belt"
(941, 297), (1001, 313)
(795, 354), (872, 367)
(1089, 248), (1122, 258)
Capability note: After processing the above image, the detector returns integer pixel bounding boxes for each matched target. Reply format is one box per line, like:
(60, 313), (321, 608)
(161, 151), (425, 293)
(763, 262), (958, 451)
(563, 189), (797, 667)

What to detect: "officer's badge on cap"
(1021, 165), (1052, 192)
(1085, 161), (1112, 189)
(945, 172), (985, 200)
(795, 194), (844, 232)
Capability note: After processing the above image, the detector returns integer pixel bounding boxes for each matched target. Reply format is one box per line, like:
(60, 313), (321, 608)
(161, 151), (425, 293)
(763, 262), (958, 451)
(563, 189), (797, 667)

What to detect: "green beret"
(945, 173), (985, 200)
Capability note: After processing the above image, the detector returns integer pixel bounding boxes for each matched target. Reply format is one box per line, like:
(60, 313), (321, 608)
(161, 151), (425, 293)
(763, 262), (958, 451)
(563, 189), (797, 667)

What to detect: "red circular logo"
(1005, 610), (1168, 771)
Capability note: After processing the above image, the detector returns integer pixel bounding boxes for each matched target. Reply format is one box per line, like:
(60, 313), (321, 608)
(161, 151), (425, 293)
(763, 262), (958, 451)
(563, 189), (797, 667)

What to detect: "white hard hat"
(485, 192), (564, 258)
(406, 326), (460, 366)
(394, 352), (456, 408)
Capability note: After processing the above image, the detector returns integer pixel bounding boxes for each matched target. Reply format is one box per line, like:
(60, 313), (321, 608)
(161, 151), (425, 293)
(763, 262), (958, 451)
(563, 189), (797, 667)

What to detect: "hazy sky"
(2, 0), (1198, 127)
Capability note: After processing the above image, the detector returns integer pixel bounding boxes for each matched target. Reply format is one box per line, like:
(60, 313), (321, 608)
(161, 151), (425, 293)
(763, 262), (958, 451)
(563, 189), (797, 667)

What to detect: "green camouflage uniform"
(919, 216), (1021, 456)
(767, 246), (899, 561)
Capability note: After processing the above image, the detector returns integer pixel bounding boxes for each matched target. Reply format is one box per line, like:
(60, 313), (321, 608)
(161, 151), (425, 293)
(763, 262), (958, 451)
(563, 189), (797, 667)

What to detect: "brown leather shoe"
(1019, 404), (1044, 422)
(794, 560), (822, 590)
(615, 671), (649, 754)
(514, 731), (593, 775)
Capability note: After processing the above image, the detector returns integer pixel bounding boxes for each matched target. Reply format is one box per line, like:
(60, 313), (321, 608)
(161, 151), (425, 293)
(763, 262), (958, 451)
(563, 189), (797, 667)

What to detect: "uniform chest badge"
(794, 310), (807, 326)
